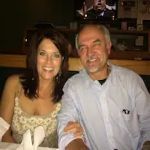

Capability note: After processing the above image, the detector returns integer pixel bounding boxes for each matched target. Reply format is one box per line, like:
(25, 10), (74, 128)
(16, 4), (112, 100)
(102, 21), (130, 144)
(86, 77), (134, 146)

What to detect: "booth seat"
(0, 54), (150, 97)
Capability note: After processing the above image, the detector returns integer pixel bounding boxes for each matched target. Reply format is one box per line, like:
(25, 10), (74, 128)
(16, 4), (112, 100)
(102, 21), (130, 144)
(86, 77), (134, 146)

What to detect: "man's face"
(94, 0), (106, 10)
(77, 25), (111, 80)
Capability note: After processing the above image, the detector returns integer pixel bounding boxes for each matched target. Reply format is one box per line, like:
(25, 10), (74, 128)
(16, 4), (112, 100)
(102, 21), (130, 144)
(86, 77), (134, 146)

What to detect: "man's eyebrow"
(78, 44), (85, 49)
(93, 39), (102, 43)
(78, 39), (102, 49)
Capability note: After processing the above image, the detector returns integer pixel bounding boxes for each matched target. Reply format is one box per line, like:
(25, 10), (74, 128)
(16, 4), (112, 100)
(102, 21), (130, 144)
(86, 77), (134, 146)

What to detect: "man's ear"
(77, 48), (82, 57)
(107, 41), (112, 54)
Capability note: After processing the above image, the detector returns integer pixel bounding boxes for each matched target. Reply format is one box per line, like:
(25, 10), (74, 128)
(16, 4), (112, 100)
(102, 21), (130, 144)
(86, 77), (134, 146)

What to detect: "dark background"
(0, 0), (74, 53)
(0, 0), (149, 55)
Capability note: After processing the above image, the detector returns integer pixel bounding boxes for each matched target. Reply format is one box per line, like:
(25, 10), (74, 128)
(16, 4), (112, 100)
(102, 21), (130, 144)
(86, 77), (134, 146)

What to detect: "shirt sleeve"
(132, 74), (150, 148)
(57, 80), (83, 149)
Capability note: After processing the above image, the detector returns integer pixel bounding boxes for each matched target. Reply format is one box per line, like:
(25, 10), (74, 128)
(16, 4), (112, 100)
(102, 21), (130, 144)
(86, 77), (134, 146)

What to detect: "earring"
(56, 71), (61, 81)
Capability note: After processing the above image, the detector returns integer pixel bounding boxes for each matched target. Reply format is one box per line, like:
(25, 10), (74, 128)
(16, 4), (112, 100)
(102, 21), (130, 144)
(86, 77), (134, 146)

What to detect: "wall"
(118, 0), (150, 29)
(0, 0), (74, 54)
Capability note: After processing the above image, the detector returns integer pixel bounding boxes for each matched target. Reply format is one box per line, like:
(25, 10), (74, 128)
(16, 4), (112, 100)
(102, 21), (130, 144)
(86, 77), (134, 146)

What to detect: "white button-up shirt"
(58, 64), (150, 150)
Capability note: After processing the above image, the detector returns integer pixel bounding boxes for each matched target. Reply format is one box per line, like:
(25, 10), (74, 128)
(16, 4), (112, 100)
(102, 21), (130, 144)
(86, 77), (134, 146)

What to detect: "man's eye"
(79, 46), (87, 52)
(93, 42), (102, 49)
(94, 41), (101, 46)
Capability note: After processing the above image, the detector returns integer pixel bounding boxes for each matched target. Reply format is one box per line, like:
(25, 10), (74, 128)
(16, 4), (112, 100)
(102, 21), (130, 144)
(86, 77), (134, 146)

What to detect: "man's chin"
(86, 67), (99, 74)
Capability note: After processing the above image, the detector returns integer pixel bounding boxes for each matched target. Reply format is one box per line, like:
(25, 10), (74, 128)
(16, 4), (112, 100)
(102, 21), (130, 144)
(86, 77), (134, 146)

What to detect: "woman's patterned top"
(11, 96), (61, 148)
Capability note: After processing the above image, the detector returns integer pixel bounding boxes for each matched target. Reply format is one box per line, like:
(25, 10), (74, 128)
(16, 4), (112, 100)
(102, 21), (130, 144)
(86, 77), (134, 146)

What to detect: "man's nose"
(87, 47), (94, 56)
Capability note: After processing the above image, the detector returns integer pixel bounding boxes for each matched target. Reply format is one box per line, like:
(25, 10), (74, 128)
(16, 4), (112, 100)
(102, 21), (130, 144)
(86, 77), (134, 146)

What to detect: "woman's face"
(37, 38), (63, 81)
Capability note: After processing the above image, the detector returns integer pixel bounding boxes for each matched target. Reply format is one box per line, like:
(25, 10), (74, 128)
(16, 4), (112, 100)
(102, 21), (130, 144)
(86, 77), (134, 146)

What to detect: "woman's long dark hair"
(20, 26), (69, 103)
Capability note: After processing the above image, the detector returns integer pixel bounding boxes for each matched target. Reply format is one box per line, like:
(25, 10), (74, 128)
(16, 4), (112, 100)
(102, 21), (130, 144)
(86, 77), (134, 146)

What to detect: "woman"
(0, 26), (82, 148)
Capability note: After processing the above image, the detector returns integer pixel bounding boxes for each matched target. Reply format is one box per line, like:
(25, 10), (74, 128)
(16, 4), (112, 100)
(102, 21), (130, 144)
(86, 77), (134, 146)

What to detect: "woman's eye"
(52, 52), (61, 59)
(39, 51), (46, 56)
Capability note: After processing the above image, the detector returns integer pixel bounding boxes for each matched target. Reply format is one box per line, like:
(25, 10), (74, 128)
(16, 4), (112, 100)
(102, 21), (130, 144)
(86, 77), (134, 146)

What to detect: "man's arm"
(132, 75), (150, 148)
(57, 80), (88, 149)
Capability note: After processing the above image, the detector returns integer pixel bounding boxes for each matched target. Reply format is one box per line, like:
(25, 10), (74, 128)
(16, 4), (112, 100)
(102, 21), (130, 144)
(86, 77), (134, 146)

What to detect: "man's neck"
(89, 66), (110, 80)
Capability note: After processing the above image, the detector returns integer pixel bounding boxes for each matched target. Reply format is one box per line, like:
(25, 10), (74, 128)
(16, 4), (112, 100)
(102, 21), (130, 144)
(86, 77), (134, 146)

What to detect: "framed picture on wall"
(74, 0), (118, 23)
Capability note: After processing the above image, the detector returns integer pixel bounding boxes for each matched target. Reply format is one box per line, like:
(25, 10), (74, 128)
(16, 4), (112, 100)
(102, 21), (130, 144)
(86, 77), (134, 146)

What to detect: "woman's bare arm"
(0, 75), (19, 142)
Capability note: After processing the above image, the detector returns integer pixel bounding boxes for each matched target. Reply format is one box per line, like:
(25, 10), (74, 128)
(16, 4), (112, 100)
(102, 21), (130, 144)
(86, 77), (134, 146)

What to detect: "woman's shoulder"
(5, 74), (21, 88)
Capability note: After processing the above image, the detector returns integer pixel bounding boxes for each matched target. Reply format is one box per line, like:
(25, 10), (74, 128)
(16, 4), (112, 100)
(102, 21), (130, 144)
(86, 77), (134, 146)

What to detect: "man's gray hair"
(75, 24), (111, 50)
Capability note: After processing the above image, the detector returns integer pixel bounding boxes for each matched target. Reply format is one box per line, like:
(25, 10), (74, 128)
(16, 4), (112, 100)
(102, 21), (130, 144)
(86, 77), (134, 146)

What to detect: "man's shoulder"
(112, 64), (140, 78)
(67, 70), (85, 82)
(104, 9), (115, 16)
(65, 70), (88, 87)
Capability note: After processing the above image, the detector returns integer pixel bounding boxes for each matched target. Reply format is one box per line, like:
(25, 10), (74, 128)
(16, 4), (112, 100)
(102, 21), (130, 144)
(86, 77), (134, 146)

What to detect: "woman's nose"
(46, 55), (53, 63)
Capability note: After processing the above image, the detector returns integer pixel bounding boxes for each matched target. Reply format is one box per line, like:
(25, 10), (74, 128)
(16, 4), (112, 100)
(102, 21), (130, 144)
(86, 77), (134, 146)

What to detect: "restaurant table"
(0, 141), (149, 150)
(0, 142), (59, 150)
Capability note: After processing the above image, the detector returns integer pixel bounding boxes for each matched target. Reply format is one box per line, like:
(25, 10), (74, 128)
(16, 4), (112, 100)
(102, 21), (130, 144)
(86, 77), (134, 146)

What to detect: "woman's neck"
(38, 79), (55, 99)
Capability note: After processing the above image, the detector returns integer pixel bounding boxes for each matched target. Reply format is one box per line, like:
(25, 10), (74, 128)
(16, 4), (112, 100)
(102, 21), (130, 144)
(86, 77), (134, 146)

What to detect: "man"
(93, 0), (115, 17)
(77, 0), (115, 19)
(58, 24), (150, 150)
